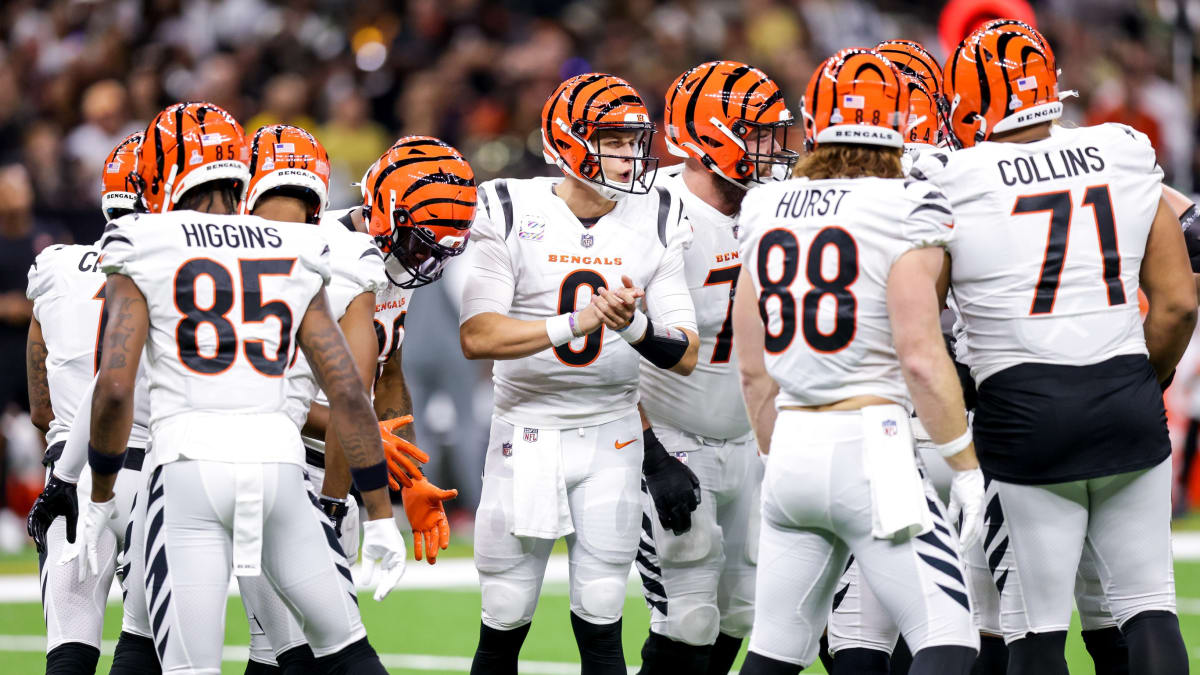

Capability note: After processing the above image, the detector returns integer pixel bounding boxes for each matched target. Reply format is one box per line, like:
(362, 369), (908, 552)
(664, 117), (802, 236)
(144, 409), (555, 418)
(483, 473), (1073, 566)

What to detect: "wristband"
(931, 428), (973, 458)
(87, 443), (127, 476)
(350, 461), (390, 492)
(616, 309), (649, 343)
(546, 313), (575, 347)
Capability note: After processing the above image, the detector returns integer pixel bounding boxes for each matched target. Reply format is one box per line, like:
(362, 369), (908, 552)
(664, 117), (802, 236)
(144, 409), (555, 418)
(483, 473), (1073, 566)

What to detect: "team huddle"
(18, 15), (1196, 675)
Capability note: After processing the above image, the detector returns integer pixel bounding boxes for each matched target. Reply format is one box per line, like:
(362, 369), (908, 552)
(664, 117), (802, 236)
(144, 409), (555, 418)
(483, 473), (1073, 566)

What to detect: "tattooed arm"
(298, 289), (392, 520)
(374, 344), (414, 438)
(89, 275), (148, 501)
(318, 292), (384, 501)
(26, 318), (52, 434)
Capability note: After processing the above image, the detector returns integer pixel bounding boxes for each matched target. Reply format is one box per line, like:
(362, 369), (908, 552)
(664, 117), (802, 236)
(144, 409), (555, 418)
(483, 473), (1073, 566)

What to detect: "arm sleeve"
(54, 376), (98, 483)
(459, 191), (516, 323)
(898, 179), (955, 253)
(644, 198), (697, 334)
(98, 217), (138, 277)
(26, 246), (63, 322)
(299, 235), (333, 287)
(326, 231), (387, 317)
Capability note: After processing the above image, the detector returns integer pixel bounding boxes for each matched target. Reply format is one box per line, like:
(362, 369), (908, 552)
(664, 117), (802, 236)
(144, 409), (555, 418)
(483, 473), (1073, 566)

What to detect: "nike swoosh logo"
(614, 439), (637, 450)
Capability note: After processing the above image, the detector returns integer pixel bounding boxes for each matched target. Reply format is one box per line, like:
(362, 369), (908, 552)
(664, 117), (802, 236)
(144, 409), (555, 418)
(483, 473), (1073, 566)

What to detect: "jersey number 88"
(757, 227), (859, 354)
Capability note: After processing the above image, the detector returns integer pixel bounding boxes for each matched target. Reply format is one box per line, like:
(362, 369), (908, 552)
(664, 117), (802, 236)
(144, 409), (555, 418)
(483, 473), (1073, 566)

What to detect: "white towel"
(861, 404), (932, 541)
(510, 426), (573, 539)
(232, 463), (264, 577)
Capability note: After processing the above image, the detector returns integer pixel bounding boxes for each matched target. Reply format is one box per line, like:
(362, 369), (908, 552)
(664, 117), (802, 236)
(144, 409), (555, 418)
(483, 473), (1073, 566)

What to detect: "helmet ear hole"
(735, 161), (752, 176)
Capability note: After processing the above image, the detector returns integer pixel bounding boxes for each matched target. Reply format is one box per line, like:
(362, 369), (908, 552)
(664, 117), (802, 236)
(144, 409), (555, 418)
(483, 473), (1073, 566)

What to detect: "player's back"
(28, 243), (151, 449)
(913, 123), (1162, 384)
(738, 175), (954, 411)
(99, 211), (330, 466)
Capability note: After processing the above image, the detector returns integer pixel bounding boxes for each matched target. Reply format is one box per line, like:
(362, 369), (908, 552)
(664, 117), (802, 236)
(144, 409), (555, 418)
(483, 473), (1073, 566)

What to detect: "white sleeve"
(645, 202), (697, 334)
(98, 216), (139, 277)
(55, 376), (97, 483)
(459, 200), (515, 323)
(900, 179), (955, 251)
(299, 235), (333, 287)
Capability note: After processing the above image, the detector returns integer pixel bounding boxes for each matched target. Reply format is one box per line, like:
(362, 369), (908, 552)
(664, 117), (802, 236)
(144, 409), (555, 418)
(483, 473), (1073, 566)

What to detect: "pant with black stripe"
(143, 460), (365, 674)
(989, 458), (1176, 641)
(636, 424), (762, 646)
(748, 410), (979, 668)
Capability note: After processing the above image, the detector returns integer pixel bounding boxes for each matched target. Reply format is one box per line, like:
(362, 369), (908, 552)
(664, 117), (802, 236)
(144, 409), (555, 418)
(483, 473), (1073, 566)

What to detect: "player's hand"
(70, 496), (119, 582)
(27, 473), (78, 554)
(642, 428), (701, 535)
(948, 467), (985, 551)
(402, 478), (457, 564)
(573, 304), (606, 335)
(360, 517), (406, 601)
(380, 416), (428, 490)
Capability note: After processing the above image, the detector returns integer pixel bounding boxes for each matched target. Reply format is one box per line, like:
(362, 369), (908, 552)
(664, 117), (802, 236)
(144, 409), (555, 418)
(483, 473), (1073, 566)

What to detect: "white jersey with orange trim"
(321, 207), (414, 370)
(910, 123), (1163, 384)
(737, 176), (955, 411)
(283, 217), (387, 433)
(639, 168), (751, 440)
(461, 176), (697, 429)
(98, 211), (331, 469)
(26, 243), (151, 449)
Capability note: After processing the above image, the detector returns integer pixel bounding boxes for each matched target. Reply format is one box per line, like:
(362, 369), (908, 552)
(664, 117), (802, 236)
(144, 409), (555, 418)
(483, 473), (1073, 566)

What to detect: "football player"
(459, 73), (700, 674)
(81, 101), (404, 674)
(317, 137), (470, 564)
(912, 26), (1194, 674)
(635, 61), (797, 675)
(23, 132), (151, 675)
(733, 48), (984, 675)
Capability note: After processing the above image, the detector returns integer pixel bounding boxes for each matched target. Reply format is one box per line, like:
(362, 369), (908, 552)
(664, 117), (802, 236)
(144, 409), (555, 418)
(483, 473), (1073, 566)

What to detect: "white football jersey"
(282, 216), (387, 433)
(911, 123), (1162, 384)
(738, 176), (954, 411)
(99, 211), (331, 468)
(461, 176), (697, 428)
(27, 244), (151, 449)
(639, 168), (751, 440)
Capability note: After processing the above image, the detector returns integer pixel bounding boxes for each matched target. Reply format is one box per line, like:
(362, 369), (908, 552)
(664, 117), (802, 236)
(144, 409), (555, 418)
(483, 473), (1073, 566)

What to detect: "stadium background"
(0, 0), (1198, 671)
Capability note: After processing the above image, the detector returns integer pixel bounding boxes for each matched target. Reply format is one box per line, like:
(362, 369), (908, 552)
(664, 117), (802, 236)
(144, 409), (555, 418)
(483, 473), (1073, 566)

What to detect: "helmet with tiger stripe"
(361, 136), (476, 288)
(664, 61), (798, 186)
(244, 124), (331, 223)
(136, 101), (249, 213)
(945, 27), (1060, 148)
(875, 39), (952, 147)
(801, 48), (910, 151)
(977, 18), (1054, 71)
(541, 73), (658, 200)
(900, 73), (944, 148)
(101, 131), (143, 222)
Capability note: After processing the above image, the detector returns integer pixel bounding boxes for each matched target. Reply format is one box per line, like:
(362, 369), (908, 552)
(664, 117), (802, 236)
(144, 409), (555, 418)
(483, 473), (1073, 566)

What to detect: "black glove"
(642, 427), (701, 536)
(27, 474), (78, 554)
(319, 495), (350, 538)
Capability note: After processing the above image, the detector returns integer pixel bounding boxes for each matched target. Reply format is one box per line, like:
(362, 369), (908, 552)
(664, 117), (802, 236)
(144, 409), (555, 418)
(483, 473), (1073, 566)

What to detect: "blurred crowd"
(0, 0), (1199, 550)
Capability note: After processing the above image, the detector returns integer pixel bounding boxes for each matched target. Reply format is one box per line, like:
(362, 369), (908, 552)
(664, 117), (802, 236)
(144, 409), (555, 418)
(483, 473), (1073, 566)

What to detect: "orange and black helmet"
(978, 18), (1054, 70)
(361, 136), (476, 288)
(945, 28), (1060, 148)
(664, 61), (798, 186)
(136, 101), (249, 213)
(541, 73), (658, 200)
(801, 48), (909, 151)
(901, 73), (943, 147)
(875, 39), (951, 147)
(101, 131), (143, 222)
(245, 124), (331, 223)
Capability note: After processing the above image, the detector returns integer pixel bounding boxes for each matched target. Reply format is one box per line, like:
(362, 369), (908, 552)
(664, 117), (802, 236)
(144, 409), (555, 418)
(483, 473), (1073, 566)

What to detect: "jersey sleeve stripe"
(494, 180), (514, 239)
(101, 234), (132, 249)
(910, 202), (953, 217)
(654, 186), (670, 247)
(360, 247), (383, 261)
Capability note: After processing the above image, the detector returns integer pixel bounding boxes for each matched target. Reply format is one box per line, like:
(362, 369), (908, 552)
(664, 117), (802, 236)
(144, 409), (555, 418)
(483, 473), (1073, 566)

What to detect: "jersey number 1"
(174, 258), (296, 376)
(1015, 186), (1125, 315)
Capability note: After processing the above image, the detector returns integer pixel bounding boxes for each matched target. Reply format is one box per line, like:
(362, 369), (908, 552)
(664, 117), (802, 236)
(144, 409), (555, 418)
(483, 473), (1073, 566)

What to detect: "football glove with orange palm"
(402, 478), (457, 564)
(379, 415), (428, 489)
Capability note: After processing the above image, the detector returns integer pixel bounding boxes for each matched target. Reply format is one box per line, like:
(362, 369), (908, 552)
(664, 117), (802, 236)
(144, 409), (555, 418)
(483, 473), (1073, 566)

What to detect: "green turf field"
(1, 542), (1198, 672)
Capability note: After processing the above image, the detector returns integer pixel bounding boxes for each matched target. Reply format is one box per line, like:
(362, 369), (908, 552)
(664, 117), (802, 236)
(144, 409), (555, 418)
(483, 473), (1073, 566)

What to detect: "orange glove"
(401, 478), (457, 564)
(380, 416), (429, 490)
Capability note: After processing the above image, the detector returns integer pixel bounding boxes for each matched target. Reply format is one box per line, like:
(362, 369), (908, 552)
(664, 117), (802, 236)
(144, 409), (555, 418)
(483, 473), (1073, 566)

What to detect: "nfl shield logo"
(882, 419), (898, 437)
(523, 427), (539, 443)
(580, 233), (594, 248)
(674, 451), (689, 465)
(501, 442), (513, 457)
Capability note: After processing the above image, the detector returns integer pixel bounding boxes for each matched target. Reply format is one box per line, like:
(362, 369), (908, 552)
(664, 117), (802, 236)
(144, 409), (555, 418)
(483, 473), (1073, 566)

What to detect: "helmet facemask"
(562, 121), (659, 201)
(716, 117), (799, 186)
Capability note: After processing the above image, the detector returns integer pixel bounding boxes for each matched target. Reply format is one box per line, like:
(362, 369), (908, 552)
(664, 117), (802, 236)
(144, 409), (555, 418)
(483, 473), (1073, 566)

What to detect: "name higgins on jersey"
(178, 221), (285, 249)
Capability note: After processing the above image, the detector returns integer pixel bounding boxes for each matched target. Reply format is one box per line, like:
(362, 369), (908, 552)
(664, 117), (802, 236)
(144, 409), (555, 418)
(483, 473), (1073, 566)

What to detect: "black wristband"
(88, 443), (127, 476)
(349, 461), (389, 492)
(631, 318), (689, 370)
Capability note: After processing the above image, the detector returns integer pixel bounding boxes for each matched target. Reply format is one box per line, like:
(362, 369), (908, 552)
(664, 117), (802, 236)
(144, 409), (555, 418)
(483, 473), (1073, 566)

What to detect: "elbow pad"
(632, 319), (689, 370)
(1180, 204), (1200, 273)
